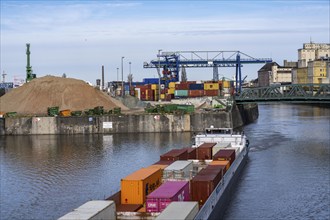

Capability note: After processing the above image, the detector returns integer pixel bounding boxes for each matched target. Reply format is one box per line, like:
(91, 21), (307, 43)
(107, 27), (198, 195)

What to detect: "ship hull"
(207, 150), (248, 219)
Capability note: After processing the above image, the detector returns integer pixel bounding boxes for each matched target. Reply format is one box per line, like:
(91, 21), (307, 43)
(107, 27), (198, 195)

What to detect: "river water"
(0, 104), (329, 220)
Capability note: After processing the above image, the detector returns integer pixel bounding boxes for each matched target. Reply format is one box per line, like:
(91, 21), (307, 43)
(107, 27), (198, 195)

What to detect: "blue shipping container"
(189, 83), (204, 90)
(143, 78), (159, 84)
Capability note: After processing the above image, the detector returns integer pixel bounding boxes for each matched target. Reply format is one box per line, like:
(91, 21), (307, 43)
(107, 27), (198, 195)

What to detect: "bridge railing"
(235, 84), (330, 103)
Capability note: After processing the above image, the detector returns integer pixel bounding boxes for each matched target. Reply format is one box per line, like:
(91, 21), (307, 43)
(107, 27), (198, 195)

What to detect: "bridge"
(235, 84), (330, 104)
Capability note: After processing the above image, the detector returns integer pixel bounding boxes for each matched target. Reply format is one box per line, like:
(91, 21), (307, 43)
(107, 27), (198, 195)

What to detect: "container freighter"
(59, 126), (249, 220)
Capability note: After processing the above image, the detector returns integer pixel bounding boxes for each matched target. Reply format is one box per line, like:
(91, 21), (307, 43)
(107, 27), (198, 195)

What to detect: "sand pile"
(0, 76), (128, 115)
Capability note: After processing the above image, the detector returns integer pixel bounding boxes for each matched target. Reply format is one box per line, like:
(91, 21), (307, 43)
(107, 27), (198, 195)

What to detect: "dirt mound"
(0, 76), (128, 115)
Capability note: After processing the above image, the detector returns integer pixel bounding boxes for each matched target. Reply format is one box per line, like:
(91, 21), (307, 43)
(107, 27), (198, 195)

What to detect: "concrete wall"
(0, 104), (258, 135)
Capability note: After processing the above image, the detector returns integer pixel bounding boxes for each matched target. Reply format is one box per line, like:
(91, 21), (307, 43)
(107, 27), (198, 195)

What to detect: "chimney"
(102, 65), (104, 90)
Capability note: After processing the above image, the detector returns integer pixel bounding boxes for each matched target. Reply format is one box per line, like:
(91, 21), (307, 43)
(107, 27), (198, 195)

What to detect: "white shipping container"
(135, 87), (141, 99)
(58, 200), (116, 220)
(156, 201), (199, 220)
(163, 160), (193, 179)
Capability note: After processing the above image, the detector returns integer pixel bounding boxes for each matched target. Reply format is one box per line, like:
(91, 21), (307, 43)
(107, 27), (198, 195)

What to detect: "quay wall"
(0, 104), (257, 135)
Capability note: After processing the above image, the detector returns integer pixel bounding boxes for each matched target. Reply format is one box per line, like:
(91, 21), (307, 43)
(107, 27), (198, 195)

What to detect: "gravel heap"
(0, 76), (128, 115)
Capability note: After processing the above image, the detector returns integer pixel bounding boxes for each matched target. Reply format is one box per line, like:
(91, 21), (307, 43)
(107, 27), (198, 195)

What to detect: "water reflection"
(0, 132), (192, 220)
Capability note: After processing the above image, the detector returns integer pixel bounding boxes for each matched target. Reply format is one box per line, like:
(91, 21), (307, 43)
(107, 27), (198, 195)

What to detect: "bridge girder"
(235, 84), (330, 104)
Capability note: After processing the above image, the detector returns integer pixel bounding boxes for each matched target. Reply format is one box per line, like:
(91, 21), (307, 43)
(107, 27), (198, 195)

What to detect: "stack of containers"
(151, 84), (159, 101)
(188, 83), (204, 97)
(121, 167), (162, 205)
(222, 80), (232, 96)
(160, 149), (188, 161)
(135, 85), (150, 101)
(168, 82), (176, 97)
(191, 165), (224, 207)
(146, 181), (190, 213)
(213, 149), (236, 165)
(174, 83), (189, 98)
(197, 143), (216, 160)
(204, 82), (219, 97)
(163, 160), (193, 180)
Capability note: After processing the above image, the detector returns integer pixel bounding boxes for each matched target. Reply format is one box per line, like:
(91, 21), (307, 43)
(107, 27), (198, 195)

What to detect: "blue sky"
(1, 0), (329, 83)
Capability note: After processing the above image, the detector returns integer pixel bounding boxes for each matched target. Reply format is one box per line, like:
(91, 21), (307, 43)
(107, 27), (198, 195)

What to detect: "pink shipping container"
(146, 181), (190, 213)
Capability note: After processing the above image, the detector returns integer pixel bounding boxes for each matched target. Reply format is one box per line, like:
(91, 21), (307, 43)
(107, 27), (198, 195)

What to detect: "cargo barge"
(59, 127), (249, 220)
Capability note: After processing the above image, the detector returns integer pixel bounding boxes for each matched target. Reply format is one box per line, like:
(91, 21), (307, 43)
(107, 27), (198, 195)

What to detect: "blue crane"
(143, 50), (272, 94)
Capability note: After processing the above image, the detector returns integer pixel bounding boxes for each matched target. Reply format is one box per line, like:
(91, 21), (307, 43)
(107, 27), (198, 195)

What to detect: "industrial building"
(257, 62), (295, 87)
(258, 42), (330, 86)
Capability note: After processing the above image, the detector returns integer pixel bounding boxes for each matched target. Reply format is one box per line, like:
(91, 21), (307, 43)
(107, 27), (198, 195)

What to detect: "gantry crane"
(143, 50), (272, 94)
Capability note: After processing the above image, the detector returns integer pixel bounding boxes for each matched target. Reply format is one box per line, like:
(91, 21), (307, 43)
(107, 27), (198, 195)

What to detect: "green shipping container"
(174, 90), (188, 97)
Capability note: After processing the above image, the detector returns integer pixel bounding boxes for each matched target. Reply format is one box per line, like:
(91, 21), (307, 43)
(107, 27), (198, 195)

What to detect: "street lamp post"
(117, 67), (119, 81)
(158, 49), (162, 101)
(129, 62), (132, 87)
(121, 56), (124, 97)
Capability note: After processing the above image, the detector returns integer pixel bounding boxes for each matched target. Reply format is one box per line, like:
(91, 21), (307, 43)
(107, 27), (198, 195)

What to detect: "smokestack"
(102, 65), (104, 90)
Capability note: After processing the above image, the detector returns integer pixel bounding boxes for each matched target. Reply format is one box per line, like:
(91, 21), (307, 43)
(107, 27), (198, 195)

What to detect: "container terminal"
(0, 45), (263, 135)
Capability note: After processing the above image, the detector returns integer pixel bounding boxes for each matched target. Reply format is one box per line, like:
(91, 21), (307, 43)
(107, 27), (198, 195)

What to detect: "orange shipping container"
(121, 167), (162, 205)
(209, 160), (230, 172)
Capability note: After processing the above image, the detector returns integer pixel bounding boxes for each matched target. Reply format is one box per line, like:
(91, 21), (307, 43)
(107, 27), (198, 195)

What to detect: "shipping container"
(191, 168), (223, 207)
(204, 89), (219, 97)
(163, 160), (193, 179)
(116, 204), (142, 212)
(151, 84), (159, 90)
(154, 160), (175, 166)
(209, 160), (230, 174)
(212, 142), (232, 155)
(147, 162), (168, 175)
(168, 82), (176, 89)
(165, 94), (174, 101)
(174, 90), (189, 97)
(160, 148), (188, 161)
(58, 200), (116, 220)
(188, 90), (204, 97)
(156, 202), (199, 220)
(185, 147), (197, 159)
(204, 83), (219, 90)
(121, 167), (162, 204)
(197, 143), (216, 160)
(222, 80), (230, 88)
(168, 88), (175, 94)
(143, 78), (159, 84)
(189, 83), (204, 90)
(146, 181), (190, 213)
(175, 83), (189, 90)
(213, 149), (236, 165)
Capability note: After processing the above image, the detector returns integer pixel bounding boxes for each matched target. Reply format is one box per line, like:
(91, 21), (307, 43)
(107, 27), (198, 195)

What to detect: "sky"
(1, 0), (329, 84)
